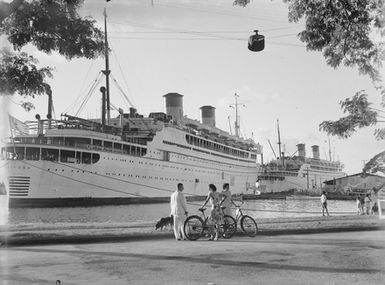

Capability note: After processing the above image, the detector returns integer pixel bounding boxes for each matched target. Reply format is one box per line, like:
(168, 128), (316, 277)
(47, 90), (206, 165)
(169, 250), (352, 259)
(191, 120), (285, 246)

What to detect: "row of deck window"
(14, 136), (147, 156)
(310, 165), (343, 172)
(185, 135), (251, 159)
(1, 147), (100, 164)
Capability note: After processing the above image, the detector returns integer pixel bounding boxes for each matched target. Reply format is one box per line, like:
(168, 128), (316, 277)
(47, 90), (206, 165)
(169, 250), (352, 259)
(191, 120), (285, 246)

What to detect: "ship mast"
(229, 93), (245, 138)
(102, 8), (111, 125)
(277, 119), (282, 166)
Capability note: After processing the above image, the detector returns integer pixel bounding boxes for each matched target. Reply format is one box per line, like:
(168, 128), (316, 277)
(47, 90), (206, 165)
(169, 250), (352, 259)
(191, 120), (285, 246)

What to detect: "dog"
(372, 202), (379, 214)
(155, 215), (174, 230)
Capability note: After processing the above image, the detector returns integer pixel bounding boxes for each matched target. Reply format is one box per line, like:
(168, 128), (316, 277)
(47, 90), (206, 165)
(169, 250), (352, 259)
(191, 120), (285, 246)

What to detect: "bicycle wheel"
(240, 215), (258, 237)
(219, 215), (237, 239)
(184, 215), (204, 241)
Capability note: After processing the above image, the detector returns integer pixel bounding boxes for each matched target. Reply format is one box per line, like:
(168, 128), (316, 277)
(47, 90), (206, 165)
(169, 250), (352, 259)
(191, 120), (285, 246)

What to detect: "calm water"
(0, 195), (357, 226)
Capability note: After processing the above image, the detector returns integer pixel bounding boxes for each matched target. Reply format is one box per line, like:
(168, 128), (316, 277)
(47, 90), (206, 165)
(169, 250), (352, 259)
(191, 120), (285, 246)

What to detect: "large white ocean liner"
(1, 9), (263, 208)
(2, 93), (263, 207)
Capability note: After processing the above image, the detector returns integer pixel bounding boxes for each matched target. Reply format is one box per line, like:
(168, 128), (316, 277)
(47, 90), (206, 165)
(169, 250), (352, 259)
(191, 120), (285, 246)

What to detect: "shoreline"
(1, 214), (383, 247)
(5, 192), (354, 208)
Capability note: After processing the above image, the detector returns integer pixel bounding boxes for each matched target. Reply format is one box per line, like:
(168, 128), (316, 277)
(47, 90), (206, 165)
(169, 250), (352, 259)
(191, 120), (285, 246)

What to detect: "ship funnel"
(297, 143), (306, 158)
(163, 93), (183, 122)
(200, 105), (216, 127)
(311, 145), (320, 160)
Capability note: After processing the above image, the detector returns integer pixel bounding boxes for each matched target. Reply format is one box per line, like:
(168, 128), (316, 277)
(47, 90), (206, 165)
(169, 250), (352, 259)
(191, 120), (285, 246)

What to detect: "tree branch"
(0, 0), (24, 24)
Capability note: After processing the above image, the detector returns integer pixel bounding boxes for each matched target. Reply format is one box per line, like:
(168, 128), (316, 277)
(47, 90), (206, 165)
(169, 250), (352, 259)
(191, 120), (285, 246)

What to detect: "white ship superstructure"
(2, 93), (262, 207)
(258, 143), (345, 193)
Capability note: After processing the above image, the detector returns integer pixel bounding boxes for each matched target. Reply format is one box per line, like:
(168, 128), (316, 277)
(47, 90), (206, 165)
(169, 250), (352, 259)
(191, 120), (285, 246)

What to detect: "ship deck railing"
(5, 137), (149, 157)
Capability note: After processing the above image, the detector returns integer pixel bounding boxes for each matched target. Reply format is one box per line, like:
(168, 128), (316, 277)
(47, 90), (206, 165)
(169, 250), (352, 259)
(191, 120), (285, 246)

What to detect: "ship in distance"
(257, 143), (346, 194)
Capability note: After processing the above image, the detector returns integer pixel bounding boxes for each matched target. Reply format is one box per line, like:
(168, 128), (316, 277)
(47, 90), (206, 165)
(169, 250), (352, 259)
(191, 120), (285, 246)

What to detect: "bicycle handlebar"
(233, 200), (245, 207)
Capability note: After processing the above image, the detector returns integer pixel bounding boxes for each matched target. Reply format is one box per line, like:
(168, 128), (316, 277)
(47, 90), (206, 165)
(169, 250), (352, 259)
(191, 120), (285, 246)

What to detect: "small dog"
(155, 215), (174, 230)
(372, 202), (379, 214)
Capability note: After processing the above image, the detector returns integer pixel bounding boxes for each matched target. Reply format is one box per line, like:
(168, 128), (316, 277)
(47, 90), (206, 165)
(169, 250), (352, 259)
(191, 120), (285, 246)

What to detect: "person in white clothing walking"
(320, 191), (330, 216)
(170, 183), (188, 240)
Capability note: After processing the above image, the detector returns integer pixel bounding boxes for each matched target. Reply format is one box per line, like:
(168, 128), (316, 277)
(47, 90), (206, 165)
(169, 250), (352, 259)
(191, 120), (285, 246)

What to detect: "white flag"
(8, 114), (29, 136)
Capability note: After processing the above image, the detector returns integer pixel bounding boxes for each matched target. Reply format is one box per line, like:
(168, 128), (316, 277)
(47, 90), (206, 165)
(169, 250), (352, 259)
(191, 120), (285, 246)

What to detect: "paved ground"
(1, 215), (384, 246)
(1, 230), (384, 285)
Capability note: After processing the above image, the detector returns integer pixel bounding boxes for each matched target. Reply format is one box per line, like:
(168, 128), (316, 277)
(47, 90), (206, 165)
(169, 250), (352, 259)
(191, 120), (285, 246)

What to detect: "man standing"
(170, 183), (188, 240)
(321, 191), (330, 216)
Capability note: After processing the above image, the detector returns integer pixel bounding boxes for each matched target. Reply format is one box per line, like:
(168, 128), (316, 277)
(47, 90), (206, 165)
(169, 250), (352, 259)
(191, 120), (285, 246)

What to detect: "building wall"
(324, 175), (385, 194)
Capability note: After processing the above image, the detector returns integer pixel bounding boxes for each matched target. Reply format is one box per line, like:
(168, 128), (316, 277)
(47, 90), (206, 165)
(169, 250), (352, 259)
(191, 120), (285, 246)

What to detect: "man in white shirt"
(170, 183), (188, 240)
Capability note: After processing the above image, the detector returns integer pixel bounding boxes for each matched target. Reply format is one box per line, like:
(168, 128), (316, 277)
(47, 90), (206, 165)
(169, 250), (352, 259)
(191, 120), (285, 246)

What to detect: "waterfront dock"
(1, 214), (384, 247)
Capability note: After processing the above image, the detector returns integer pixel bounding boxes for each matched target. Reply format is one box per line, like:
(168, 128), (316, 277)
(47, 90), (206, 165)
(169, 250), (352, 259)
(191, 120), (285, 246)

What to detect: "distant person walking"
(364, 194), (372, 215)
(360, 195), (365, 213)
(356, 195), (363, 215)
(320, 191), (330, 216)
(170, 183), (188, 240)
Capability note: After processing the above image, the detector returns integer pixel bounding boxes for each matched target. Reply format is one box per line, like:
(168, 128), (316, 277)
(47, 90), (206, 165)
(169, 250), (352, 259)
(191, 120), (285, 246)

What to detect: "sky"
(1, 0), (384, 175)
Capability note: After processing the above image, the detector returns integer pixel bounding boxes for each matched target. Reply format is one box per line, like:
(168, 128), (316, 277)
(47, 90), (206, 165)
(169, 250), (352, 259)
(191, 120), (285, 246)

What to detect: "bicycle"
(233, 200), (258, 237)
(183, 207), (237, 241)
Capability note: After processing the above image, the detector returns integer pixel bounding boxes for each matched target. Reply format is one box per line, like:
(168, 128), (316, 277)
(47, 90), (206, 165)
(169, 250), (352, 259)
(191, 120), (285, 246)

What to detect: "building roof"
(323, 172), (385, 184)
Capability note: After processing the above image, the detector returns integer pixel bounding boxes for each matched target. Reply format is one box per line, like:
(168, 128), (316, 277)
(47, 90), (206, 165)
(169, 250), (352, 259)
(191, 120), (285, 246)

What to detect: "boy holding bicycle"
(221, 183), (233, 217)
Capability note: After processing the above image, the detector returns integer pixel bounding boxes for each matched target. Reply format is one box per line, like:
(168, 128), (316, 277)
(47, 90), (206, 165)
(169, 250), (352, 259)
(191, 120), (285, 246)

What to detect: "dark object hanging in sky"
(248, 30), (264, 52)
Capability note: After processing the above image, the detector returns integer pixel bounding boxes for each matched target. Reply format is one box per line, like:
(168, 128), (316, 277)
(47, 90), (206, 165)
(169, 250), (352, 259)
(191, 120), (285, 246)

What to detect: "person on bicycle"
(220, 183), (233, 217)
(200, 184), (226, 241)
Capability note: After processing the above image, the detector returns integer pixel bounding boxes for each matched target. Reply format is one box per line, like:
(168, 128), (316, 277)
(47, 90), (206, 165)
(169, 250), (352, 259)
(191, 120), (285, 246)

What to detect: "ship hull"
(5, 149), (258, 207)
(3, 114), (261, 208)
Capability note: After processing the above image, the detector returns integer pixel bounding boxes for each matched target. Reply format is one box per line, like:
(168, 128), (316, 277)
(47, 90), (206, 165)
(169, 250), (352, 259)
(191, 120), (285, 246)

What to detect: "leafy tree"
(363, 150), (385, 173)
(0, 48), (53, 111)
(284, 0), (385, 83)
(235, 0), (384, 87)
(0, 0), (105, 109)
(235, 0), (385, 173)
(319, 91), (378, 138)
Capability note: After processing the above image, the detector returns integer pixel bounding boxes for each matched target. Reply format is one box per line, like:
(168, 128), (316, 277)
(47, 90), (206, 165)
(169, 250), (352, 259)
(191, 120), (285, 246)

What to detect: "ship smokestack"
(311, 145), (320, 160)
(200, 105), (216, 127)
(163, 93), (183, 122)
(297, 143), (306, 158)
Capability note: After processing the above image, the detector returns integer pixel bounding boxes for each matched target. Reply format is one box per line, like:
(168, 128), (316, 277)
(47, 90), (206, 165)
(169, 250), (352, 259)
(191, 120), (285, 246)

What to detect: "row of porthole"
(104, 173), (219, 184)
(101, 155), (224, 173)
(48, 168), (88, 174)
(103, 149), (249, 170)
(103, 156), (164, 167)
(44, 166), (249, 179)
(12, 166), (30, 170)
(42, 168), (230, 184)
(105, 173), (193, 182)
(100, 153), (252, 176)
(44, 165), (220, 176)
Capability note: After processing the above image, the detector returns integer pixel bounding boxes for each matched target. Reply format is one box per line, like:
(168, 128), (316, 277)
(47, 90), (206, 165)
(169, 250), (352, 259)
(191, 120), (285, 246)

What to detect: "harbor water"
(0, 195), (357, 226)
